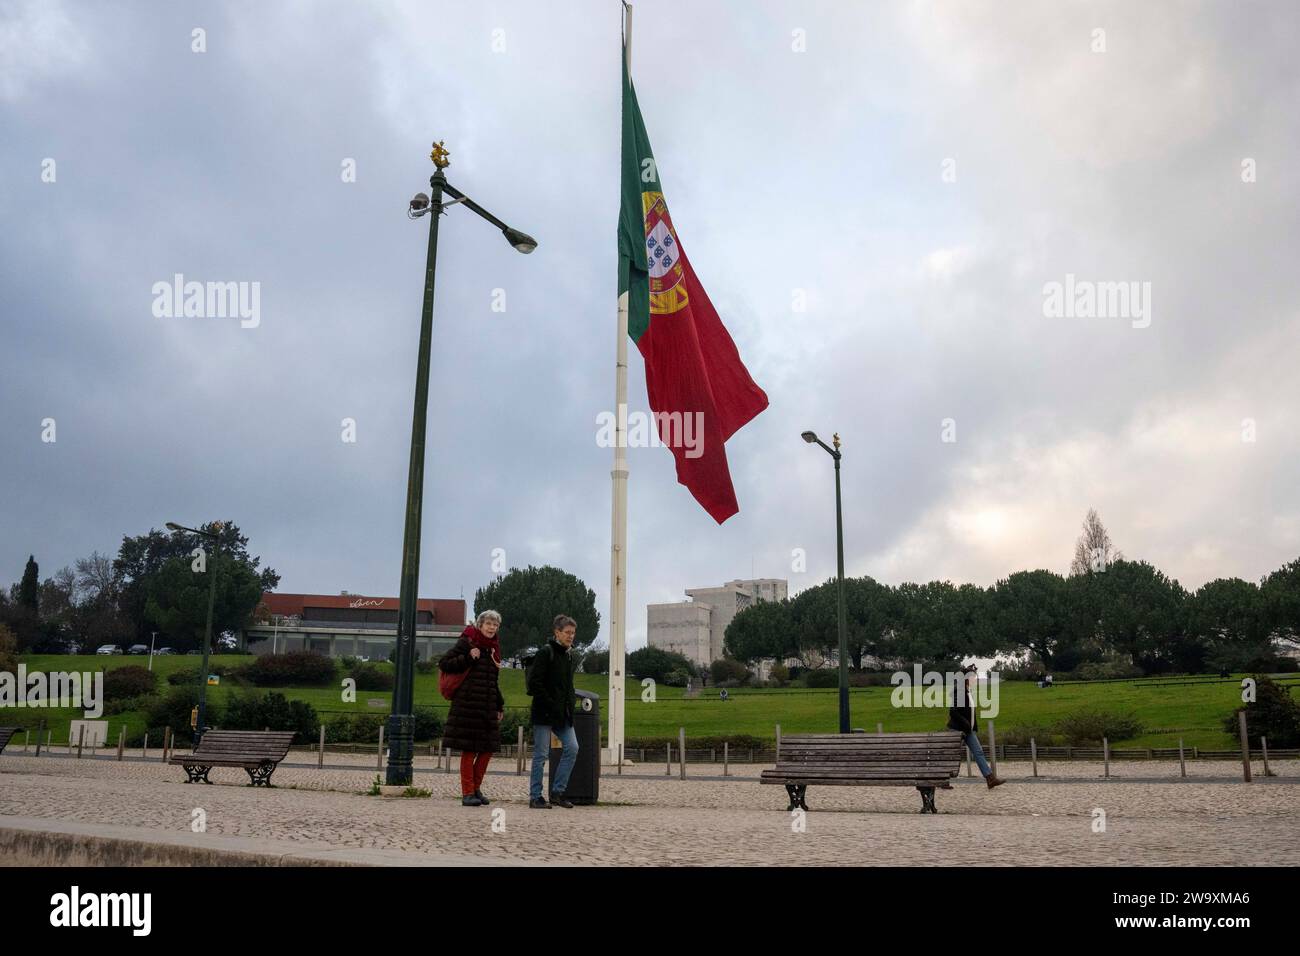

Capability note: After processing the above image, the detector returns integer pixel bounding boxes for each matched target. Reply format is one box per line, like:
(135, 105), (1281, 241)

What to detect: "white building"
(647, 578), (788, 669)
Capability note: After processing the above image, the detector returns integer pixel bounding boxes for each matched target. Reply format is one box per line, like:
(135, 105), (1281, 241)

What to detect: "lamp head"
(165, 522), (183, 532)
(503, 227), (537, 254)
(409, 192), (431, 217)
(801, 431), (818, 444)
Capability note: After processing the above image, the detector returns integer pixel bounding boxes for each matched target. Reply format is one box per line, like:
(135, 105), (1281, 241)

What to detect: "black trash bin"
(548, 689), (600, 804)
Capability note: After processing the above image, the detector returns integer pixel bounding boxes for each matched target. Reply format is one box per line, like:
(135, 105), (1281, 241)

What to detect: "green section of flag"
(617, 41), (659, 343)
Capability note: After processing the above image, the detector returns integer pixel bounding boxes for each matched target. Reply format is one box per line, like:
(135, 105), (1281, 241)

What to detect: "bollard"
(117, 726), (126, 761)
(1261, 736), (1272, 777)
(377, 724), (384, 771)
(711, 747), (716, 764)
(517, 726), (524, 775)
(987, 720), (997, 776)
(1103, 737), (1110, 778)
(1237, 711), (1252, 782)
(76, 724), (85, 759)
(318, 725), (325, 769)
(164, 727), (172, 762)
(142, 732), (149, 761)
(666, 742), (672, 776)
(1178, 738), (1186, 778)
(965, 746), (972, 776)
(776, 723), (782, 761)
(1030, 738), (1038, 778)
(35, 719), (44, 757)
(618, 743), (623, 776)
(679, 728), (686, 780)
(24, 730), (29, 753)
(876, 722), (883, 735)
(444, 745), (451, 774)
(723, 741), (729, 777)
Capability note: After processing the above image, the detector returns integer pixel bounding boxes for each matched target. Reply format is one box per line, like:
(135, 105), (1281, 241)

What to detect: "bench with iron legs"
(167, 730), (297, 787)
(761, 731), (965, 814)
(0, 727), (18, 756)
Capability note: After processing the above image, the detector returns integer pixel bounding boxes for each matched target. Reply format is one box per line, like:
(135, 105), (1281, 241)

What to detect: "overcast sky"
(3, 0), (1298, 648)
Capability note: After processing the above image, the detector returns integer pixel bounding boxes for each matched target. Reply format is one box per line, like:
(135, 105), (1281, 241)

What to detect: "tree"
(143, 551), (265, 653)
(1261, 557), (1300, 653)
(1187, 578), (1273, 672)
(1070, 508), (1123, 575)
(0, 623), (17, 673)
(626, 645), (696, 683)
(18, 555), (39, 612)
(1224, 676), (1300, 747)
(709, 657), (751, 684)
(886, 580), (981, 668)
(473, 565), (599, 661)
(789, 576), (900, 669)
(1087, 560), (1187, 673)
(725, 598), (795, 664)
(993, 569), (1074, 668)
(115, 522), (279, 646)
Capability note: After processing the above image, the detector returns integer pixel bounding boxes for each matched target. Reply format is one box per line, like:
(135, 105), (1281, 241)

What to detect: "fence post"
(142, 732), (149, 761)
(965, 745), (972, 776)
(318, 725), (325, 769)
(24, 729), (29, 753)
(986, 720), (997, 776)
(117, 726), (126, 761)
(618, 743), (623, 775)
(445, 745), (451, 774)
(1103, 737), (1110, 778)
(1030, 738), (1038, 778)
(1193, 746), (1198, 760)
(1237, 711), (1251, 782)
(377, 724), (385, 771)
(666, 742), (672, 776)
(1178, 738), (1186, 778)
(517, 726), (524, 775)
(711, 747), (716, 764)
(76, 724), (85, 759)
(164, 726), (173, 762)
(876, 722), (883, 734)
(775, 723), (781, 761)
(1261, 736), (1272, 777)
(723, 741), (729, 777)
(679, 727), (686, 780)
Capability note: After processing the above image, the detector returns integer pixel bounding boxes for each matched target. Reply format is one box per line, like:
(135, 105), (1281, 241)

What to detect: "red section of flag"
(635, 249), (769, 524)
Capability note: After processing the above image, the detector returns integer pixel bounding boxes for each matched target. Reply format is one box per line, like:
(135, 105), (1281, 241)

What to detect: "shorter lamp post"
(165, 521), (220, 742)
(801, 430), (849, 733)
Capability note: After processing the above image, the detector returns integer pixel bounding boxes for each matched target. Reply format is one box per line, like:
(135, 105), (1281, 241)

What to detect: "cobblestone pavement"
(1, 752), (1295, 865)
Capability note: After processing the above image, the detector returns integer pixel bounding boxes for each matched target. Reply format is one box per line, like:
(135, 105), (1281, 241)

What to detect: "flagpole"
(607, 1), (633, 767)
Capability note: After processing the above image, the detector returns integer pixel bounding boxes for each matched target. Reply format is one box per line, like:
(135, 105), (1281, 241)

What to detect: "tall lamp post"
(165, 521), (220, 742)
(386, 140), (537, 787)
(801, 431), (849, 733)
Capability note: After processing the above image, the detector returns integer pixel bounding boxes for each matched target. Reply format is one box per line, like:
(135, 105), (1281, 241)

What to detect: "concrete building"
(647, 578), (788, 669)
(243, 592), (466, 661)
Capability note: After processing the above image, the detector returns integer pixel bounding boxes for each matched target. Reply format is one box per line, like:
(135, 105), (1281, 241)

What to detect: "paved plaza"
(1, 750), (1296, 866)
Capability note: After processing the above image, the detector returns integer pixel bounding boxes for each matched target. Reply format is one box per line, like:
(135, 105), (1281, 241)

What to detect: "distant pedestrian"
(948, 666), (1004, 789)
(527, 614), (579, 809)
(440, 610), (505, 806)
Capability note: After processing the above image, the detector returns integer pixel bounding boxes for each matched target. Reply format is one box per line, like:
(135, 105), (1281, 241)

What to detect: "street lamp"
(386, 139), (537, 787)
(801, 431), (849, 733)
(165, 521), (220, 743)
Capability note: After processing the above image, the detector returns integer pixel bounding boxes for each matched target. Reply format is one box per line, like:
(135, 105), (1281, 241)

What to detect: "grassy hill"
(3, 654), (1291, 751)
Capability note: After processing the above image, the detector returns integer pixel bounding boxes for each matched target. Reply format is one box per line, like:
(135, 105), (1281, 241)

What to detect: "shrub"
(663, 668), (691, 687)
(709, 658), (751, 685)
(239, 652), (337, 687)
(627, 646), (696, 683)
(999, 723), (1058, 747)
(415, 659), (436, 675)
(103, 665), (157, 702)
(1052, 709), (1143, 745)
(346, 662), (394, 692)
(498, 709), (531, 743)
(323, 712), (386, 744)
(994, 659), (1047, 681)
(0, 623), (18, 673)
(103, 694), (153, 717)
(224, 691), (319, 742)
(769, 664), (790, 685)
(803, 669), (839, 688)
(1224, 676), (1300, 747)
(143, 686), (222, 746)
(412, 705), (444, 741)
(1071, 660), (1143, 681)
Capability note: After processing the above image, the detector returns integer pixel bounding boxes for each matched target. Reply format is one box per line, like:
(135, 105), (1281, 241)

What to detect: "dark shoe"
(550, 793), (575, 809)
(529, 797), (551, 809)
(986, 774), (1006, 789)
(474, 791), (490, 805)
(462, 795), (484, 806)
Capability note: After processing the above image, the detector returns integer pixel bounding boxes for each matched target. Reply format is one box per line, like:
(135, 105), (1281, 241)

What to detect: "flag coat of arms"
(616, 42), (769, 524)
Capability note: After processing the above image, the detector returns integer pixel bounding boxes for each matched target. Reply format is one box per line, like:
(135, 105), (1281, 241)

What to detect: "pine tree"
(18, 555), (39, 613)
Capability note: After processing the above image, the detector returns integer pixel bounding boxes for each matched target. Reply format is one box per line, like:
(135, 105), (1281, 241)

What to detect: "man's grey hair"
(476, 609), (502, 628)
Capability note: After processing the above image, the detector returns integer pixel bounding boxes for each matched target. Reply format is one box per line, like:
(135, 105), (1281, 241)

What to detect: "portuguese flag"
(617, 41), (769, 524)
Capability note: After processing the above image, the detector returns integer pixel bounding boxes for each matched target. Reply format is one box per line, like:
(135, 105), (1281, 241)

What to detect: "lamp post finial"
(430, 140), (450, 169)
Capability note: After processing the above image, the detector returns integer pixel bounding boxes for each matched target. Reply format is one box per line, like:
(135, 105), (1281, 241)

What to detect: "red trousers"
(460, 751), (492, 795)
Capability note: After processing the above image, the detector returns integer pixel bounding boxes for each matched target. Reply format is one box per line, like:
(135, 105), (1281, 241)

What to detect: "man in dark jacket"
(527, 614), (579, 808)
(948, 666), (1004, 789)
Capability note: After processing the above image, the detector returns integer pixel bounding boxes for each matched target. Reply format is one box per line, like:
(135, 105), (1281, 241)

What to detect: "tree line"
(0, 521), (278, 654)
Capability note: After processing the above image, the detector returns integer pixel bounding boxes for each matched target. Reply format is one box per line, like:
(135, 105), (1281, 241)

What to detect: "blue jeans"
(530, 724), (578, 800)
(963, 730), (993, 777)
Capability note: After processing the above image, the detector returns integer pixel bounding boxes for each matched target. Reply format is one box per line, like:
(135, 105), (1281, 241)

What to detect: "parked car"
(128, 644), (149, 655)
(156, 647), (176, 655)
(95, 644), (122, 655)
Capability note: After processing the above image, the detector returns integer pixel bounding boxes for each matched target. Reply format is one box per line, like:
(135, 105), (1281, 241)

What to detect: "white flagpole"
(607, 1), (633, 767)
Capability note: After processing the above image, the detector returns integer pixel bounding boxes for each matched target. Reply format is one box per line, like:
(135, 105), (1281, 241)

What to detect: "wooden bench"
(0, 727), (18, 756)
(761, 731), (965, 814)
(167, 730), (297, 787)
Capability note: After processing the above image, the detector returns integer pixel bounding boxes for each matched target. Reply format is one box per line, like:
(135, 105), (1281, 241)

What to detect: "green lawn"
(1, 655), (1287, 750)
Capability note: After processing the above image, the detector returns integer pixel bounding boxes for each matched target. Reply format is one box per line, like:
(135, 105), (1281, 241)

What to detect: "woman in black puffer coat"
(439, 610), (505, 806)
